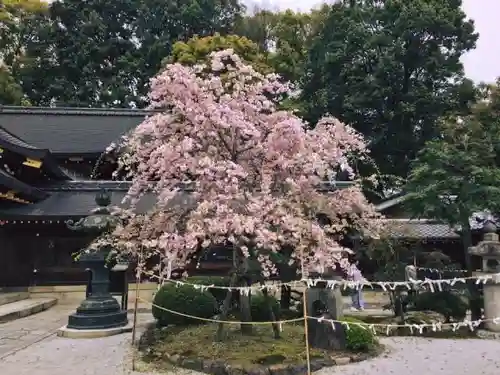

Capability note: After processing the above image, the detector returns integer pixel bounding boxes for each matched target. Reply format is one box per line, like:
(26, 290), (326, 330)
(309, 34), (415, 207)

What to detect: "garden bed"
(138, 323), (382, 375)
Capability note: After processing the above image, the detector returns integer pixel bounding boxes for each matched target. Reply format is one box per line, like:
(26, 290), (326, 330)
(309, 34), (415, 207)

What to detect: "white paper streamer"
(140, 270), (500, 292)
(416, 267), (467, 274)
(309, 315), (500, 336)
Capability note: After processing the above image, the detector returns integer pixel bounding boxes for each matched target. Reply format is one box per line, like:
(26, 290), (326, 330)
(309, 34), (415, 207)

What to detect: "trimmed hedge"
(410, 291), (467, 322)
(152, 283), (217, 327)
(185, 276), (232, 307)
(250, 293), (280, 321)
(342, 317), (377, 352)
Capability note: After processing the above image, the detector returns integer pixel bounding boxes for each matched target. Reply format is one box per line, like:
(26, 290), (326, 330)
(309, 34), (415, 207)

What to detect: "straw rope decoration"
(137, 296), (500, 335)
(141, 269), (500, 293)
(136, 267), (500, 334)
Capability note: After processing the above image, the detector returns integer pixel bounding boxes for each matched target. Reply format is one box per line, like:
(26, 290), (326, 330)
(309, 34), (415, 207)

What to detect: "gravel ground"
(1, 334), (500, 375)
(318, 337), (500, 375)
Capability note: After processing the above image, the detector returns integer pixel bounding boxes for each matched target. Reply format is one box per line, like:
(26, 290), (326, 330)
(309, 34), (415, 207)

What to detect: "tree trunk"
(394, 290), (405, 324)
(216, 271), (239, 341)
(239, 277), (253, 335)
(280, 285), (291, 309)
(262, 286), (281, 338)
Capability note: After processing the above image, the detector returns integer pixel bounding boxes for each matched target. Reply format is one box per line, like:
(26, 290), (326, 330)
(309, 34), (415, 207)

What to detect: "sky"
(247, 0), (500, 84)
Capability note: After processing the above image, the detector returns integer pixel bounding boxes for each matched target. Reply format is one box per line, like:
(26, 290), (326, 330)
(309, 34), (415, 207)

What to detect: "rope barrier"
(137, 296), (304, 325)
(141, 269), (500, 292)
(136, 296), (500, 335)
(415, 266), (467, 274)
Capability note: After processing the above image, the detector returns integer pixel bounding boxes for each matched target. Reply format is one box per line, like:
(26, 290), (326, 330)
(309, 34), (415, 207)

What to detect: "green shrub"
(342, 317), (377, 352)
(250, 293), (280, 321)
(152, 283), (217, 327)
(185, 276), (232, 307)
(410, 291), (467, 322)
(279, 308), (303, 320)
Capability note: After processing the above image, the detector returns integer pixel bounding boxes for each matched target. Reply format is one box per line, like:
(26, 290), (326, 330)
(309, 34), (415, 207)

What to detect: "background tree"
(0, 0), (48, 69)
(20, 0), (244, 107)
(237, 6), (328, 84)
(106, 49), (380, 341)
(405, 98), (500, 320)
(132, 0), (244, 105)
(19, 0), (140, 107)
(166, 33), (271, 73)
(0, 0), (47, 103)
(301, 0), (478, 180)
(0, 66), (25, 105)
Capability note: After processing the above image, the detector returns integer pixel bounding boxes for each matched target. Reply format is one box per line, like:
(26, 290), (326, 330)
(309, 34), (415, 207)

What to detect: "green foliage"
(168, 33), (271, 74)
(0, 66), (26, 105)
(301, 0), (478, 178)
(405, 93), (500, 323)
(152, 284), (217, 327)
(185, 276), (231, 306)
(406, 112), (500, 227)
(19, 0), (244, 107)
(410, 291), (468, 322)
(342, 317), (376, 352)
(0, 0), (47, 104)
(236, 6), (328, 84)
(249, 293), (280, 322)
(0, 0), (48, 68)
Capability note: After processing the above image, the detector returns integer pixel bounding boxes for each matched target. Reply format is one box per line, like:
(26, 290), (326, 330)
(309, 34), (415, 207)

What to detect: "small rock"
(289, 364), (307, 375)
(246, 366), (271, 375)
(268, 364), (291, 375)
(169, 354), (180, 364)
(226, 364), (245, 375)
(210, 362), (228, 375)
(335, 357), (351, 365)
(309, 360), (324, 372)
(181, 358), (203, 371)
(405, 311), (446, 324)
(202, 360), (216, 373)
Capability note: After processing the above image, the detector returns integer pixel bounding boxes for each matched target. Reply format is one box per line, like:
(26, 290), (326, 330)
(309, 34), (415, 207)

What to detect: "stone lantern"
(60, 189), (129, 335)
(468, 220), (500, 332)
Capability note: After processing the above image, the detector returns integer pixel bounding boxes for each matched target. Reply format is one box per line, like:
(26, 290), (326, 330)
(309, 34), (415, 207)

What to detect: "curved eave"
(0, 126), (70, 181)
(0, 169), (49, 201)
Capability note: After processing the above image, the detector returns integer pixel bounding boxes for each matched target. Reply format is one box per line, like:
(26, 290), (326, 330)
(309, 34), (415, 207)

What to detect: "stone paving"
(0, 305), (74, 358)
(2, 305), (500, 375)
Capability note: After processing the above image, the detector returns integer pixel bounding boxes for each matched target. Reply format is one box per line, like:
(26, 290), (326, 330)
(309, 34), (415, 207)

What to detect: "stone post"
(468, 220), (500, 332)
(305, 272), (346, 350)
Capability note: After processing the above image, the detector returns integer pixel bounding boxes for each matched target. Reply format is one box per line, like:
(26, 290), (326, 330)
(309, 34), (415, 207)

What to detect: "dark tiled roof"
(0, 125), (70, 181)
(375, 193), (408, 212)
(0, 189), (149, 218)
(0, 179), (354, 219)
(0, 180), (199, 219)
(0, 127), (38, 149)
(0, 106), (152, 155)
(382, 219), (460, 239)
(0, 169), (49, 201)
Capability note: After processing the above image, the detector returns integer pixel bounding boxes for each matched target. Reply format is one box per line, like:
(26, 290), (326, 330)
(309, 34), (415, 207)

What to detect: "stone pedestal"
(66, 249), (128, 330)
(483, 282), (500, 332)
(468, 221), (500, 332)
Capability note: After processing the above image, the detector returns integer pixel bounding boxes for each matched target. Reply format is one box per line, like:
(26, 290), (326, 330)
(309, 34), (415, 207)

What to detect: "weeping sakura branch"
(98, 48), (382, 339)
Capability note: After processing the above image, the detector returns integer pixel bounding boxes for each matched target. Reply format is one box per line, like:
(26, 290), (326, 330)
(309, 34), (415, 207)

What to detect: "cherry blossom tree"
(107, 49), (381, 338)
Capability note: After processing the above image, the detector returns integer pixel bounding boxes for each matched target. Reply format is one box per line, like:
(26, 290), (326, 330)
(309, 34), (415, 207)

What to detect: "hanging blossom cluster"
(105, 49), (382, 278)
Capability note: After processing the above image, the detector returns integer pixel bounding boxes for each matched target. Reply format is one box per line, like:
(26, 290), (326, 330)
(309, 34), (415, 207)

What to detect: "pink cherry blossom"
(107, 49), (381, 279)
